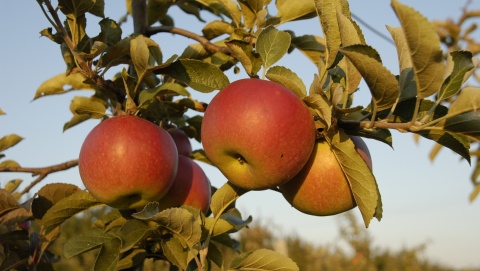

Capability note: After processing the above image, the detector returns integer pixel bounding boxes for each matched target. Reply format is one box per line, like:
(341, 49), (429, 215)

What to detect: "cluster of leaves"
(1, 181), (303, 271)
(429, 4), (480, 202)
(2, 0), (480, 270)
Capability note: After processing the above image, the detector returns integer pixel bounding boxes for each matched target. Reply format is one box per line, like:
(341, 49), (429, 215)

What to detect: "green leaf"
(325, 129), (381, 227)
(98, 36), (132, 68)
(416, 129), (470, 163)
(0, 134), (23, 153)
(229, 249), (299, 271)
(78, 41), (107, 60)
(0, 189), (21, 217)
(225, 40), (262, 77)
(290, 35), (326, 65)
(202, 20), (234, 40)
(130, 35), (150, 78)
(34, 73), (95, 100)
(132, 202), (161, 219)
(134, 207), (202, 249)
(303, 94), (332, 129)
(177, 1), (205, 22)
(205, 208), (251, 237)
(31, 183), (81, 220)
(210, 182), (247, 217)
(40, 190), (102, 233)
(66, 15), (89, 49)
(340, 45), (399, 111)
(95, 18), (122, 46)
(89, 0), (105, 17)
(152, 59), (230, 93)
(139, 82), (190, 106)
(115, 249), (147, 271)
(191, 149), (212, 165)
(63, 114), (91, 131)
(386, 26), (412, 74)
(58, 0), (95, 18)
(444, 111), (480, 140)
(392, 0), (445, 99)
(39, 27), (63, 44)
(0, 205), (30, 228)
(245, 0), (270, 13)
(219, 209), (252, 232)
(69, 96), (107, 119)
(470, 184), (480, 202)
(337, 13), (364, 94)
(217, 0), (242, 26)
(94, 237), (122, 271)
(115, 219), (152, 252)
(388, 98), (447, 124)
(256, 26), (291, 69)
(276, 0), (316, 23)
(387, 26), (417, 101)
(439, 51), (475, 101)
(314, 0), (342, 69)
(265, 66), (306, 98)
(161, 237), (198, 270)
(238, 1), (256, 29)
(448, 87), (480, 116)
(64, 228), (114, 258)
(0, 160), (20, 168)
(3, 179), (22, 194)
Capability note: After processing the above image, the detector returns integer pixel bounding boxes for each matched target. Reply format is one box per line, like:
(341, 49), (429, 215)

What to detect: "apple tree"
(1, 0), (479, 270)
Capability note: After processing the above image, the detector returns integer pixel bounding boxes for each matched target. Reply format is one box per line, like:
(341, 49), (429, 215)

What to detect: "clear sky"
(1, 0), (480, 269)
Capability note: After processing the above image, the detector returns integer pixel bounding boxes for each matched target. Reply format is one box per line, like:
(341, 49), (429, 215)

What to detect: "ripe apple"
(157, 155), (211, 213)
(201, 78), (316, 190)
(78, 115), (178, 210)
(168, 128), (193, 157)
(279, 136), (372, 216)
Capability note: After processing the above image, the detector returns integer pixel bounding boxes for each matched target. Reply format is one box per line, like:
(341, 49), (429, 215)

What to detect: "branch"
(0, 159), (79, 196)
(38, 1), (92, 77)
(146, 26), (232, 55)
(132, 0), (148, 34)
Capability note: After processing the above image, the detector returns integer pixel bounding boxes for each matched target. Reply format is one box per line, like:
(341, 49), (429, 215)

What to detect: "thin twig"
(146, 26), (232, 55)
(0, 159), (79, 196)
(39, 0), (92, 77)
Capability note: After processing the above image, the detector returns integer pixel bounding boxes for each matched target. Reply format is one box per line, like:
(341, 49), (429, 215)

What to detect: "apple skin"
(201, 78), (316, 190)
(168, 129), (193, 157)
(279, 136), (372, 216)
(157, 155), (211, 213)
(78, 115), (178, 210)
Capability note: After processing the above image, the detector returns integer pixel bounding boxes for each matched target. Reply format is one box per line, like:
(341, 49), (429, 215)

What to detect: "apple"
(168, 128), (193, 157)
(78, 115), (178, 210)
(201, 78), (316, 190)
(279, 136), (372, 216)
(157, 155), (211, 213)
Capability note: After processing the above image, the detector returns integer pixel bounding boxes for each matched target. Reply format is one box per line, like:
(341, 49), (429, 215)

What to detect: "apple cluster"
(78, 115), (211, 213)
(201, 79), (372, 216)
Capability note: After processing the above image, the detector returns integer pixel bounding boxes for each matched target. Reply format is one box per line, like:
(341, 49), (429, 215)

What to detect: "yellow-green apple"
(168, 128), (193, 157)
(78, 115), (178, 210)
(279, 136), (372, 216)
(201, 78), (316, 190)
(157, 155), (211, 213)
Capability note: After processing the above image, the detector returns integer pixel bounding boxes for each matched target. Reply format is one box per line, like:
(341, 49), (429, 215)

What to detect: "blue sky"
(1, 0), (480, 268)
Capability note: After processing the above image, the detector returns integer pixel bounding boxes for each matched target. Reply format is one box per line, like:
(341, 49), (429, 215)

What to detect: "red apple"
(168, 128), (193, 157)
(157, 155), (211, 213)
(78, 115), (178, 210)
(279, 136), (372, 216)
(201, 78), (316, 190)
